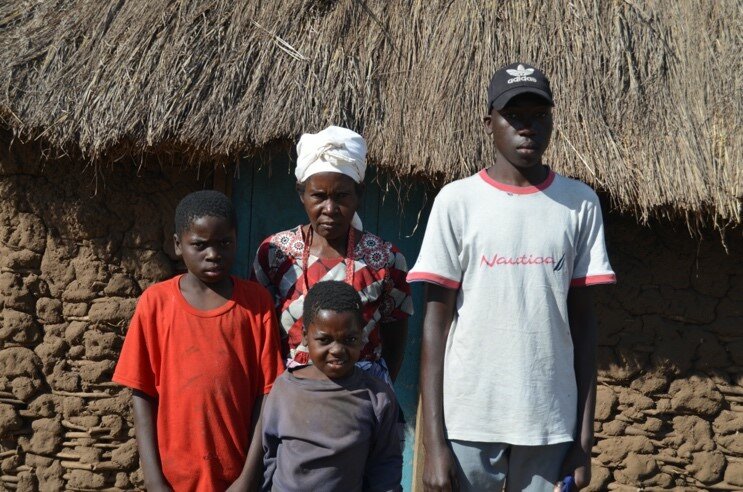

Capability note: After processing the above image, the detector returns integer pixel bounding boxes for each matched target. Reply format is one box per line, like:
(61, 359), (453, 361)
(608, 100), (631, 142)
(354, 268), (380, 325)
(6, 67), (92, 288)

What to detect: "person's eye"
(221, 239), (232, 246)
(346, 336), (358, 343)
(193, 242), (205, 249)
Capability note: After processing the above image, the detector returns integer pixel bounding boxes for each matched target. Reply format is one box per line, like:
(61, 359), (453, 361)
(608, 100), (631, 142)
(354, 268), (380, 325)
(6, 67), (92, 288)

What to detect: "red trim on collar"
(478, 169), (555, 194)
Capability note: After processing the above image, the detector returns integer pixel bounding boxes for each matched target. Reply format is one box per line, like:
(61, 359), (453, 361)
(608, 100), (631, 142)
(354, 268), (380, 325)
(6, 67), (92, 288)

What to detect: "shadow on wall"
(589, 213), (743, 490)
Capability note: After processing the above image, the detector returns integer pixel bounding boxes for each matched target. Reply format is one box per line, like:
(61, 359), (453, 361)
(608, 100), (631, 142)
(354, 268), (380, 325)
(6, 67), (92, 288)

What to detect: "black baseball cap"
(487, 62), (553, 112)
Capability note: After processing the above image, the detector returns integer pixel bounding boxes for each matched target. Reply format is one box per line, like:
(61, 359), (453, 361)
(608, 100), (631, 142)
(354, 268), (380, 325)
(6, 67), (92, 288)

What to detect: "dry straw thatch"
(0, 0), (740, 230)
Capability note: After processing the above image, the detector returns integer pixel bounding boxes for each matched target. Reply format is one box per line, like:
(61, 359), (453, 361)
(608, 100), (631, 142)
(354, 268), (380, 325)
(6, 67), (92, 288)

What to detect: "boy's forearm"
(568, 287), (598, 449)
(573, 332), (597, 448)
(231, 395), (266, 491)
(132, 390), (170, 490)
(380, 319), (408, 382)
(420, 284), (456, 449)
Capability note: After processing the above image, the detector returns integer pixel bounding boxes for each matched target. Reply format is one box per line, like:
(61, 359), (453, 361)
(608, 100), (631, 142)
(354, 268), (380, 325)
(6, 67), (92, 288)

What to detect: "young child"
(408, 63), (616, 491)
(113, 190), (284, 491)
(262, 281), (402, 492)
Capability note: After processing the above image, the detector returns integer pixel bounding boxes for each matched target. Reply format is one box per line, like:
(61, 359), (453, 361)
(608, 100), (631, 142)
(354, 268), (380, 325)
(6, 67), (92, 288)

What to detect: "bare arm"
(132, 390), (172, 492)
(227, 395), (267, 492)
(380, 319), (408, 382)
(419, 284), (458, 492)
(561, 287), (598, 489)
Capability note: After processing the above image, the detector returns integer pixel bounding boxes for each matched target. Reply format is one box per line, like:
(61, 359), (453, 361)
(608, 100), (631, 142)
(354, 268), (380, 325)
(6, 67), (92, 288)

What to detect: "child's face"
(483, 93), (553, 168)
(173, 215), (236, 285)
(303, 309), (363, 379)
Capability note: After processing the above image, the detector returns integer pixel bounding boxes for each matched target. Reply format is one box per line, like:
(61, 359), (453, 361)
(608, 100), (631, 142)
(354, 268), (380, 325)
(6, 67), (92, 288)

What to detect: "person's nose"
(205, 247), (221, 261)
(322, 198), (339, 214)
(517, 122), (536, 136)
(329, 342), (344, 356)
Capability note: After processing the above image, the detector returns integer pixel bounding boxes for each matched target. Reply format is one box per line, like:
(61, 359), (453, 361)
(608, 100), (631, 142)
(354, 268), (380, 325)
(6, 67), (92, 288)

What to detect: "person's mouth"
(326, 359), (347, 368)
(516, 142), (540, 155)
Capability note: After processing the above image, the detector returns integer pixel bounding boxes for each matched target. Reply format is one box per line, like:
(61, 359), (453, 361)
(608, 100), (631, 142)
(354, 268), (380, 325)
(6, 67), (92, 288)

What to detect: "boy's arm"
(363, 392), (403, 492)
(561, 286), (598, 489)
(132, 390), (172, 492)
(380, 319), (408, 382)
(419, 284), (458, 492)
(227, 395), (266, 492)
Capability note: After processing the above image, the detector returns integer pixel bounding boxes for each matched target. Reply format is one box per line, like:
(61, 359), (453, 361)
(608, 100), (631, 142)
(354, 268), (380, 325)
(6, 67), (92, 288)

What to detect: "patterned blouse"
(252, 225), (414, 365)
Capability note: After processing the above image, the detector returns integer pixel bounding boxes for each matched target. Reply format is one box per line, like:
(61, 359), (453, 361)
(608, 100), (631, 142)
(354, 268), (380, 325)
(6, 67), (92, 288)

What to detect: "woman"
(252, 126), (412, 386)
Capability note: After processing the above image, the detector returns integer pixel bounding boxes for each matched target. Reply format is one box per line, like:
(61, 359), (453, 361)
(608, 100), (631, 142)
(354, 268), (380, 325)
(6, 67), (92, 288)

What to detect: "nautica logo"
(506, 64), (537, 84)
(553, 254), (565, 272)
(480, 253), (558, 267)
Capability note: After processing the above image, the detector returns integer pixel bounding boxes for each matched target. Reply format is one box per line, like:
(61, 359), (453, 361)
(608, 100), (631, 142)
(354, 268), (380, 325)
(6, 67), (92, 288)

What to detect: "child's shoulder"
(430, 173), (485, 210)
(357, 371), (398, 407)
(551, 172), (600, 203)
(232, 277), (274, 306)
(137, 276), (179, 303)
(439, 172), (483, 195)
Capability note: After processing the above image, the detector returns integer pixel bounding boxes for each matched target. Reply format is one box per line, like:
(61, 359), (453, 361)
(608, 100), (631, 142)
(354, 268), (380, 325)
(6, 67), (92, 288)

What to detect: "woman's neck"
(306, 225), (349, 259)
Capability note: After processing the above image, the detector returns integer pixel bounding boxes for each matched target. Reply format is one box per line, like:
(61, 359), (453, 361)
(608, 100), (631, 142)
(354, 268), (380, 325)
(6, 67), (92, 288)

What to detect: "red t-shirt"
(113, 275), (284, 491)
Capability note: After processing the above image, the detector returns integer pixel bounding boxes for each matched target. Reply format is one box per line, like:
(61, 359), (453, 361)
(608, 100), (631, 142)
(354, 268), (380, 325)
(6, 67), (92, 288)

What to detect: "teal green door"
(233, 152), (432, 490)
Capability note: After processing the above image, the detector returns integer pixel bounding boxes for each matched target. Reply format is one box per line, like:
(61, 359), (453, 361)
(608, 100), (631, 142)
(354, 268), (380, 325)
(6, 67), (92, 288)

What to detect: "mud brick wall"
(0, 136), (209, 491)
(1, 132), (741, 490)
(589, 217), (743, 490)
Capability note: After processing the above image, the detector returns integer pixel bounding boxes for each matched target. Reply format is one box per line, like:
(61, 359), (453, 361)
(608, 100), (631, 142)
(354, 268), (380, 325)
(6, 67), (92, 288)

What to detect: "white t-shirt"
(408, 169), (615, 445)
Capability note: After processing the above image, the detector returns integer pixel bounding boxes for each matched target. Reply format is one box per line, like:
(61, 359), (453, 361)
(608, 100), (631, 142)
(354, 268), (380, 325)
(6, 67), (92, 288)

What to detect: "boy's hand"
(559, 441), (591, 489)
(423, 444), (459, 492)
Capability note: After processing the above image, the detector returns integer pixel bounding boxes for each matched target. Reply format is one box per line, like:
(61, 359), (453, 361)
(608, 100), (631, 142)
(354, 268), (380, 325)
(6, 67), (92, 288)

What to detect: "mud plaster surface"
(1, 134), (742, 490)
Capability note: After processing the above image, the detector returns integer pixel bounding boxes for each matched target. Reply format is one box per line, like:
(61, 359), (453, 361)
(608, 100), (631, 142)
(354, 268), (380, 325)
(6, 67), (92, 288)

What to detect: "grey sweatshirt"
(262, 367), (402, 492)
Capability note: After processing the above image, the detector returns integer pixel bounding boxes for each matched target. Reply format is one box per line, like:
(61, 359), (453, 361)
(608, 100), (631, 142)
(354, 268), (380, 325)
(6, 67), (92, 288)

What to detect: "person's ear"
(173, 232), (182, 256)
(302, 326), (309, 346)
(483, 114), (494, 136)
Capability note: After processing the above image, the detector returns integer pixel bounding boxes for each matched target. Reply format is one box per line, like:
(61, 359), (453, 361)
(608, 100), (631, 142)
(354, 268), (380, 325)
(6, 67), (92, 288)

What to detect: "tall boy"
(113, 190), (284, 491)
(408, 63), (615, 491)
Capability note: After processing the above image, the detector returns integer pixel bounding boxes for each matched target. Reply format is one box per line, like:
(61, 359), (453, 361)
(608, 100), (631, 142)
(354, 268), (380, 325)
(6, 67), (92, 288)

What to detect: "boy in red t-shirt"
(113, 190), (284, 491)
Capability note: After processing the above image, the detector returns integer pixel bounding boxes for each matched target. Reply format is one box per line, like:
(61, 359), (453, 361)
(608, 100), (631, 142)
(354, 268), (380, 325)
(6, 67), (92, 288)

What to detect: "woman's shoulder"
(259, 225), (305, 259)
(355, 230), (406, 271)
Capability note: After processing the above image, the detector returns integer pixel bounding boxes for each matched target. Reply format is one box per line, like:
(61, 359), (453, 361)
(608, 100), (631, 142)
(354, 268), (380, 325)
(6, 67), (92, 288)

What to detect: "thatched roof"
(0, 1), (740, 229)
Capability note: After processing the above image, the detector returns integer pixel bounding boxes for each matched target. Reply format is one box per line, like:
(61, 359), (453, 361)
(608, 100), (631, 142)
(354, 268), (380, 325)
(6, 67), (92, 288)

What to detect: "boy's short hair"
(303, 281), (363, 329)
(174, 190), (236, 235)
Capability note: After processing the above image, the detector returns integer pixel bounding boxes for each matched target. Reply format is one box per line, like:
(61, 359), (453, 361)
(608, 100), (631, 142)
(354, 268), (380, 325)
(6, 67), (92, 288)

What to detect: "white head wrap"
(295, 126), (367, 230)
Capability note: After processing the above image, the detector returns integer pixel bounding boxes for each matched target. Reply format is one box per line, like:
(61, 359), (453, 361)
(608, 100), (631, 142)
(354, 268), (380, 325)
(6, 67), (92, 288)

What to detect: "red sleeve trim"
(406, 272), (461, 290)
(570, 273), (617, 287)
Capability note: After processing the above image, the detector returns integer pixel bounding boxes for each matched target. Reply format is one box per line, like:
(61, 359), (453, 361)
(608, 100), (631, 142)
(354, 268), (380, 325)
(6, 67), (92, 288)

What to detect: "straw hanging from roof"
(0, 0), (740, 229)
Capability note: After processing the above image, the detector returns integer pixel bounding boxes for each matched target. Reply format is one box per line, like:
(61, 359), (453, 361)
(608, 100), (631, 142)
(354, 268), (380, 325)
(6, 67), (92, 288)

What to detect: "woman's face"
(299, 172), (361, 241)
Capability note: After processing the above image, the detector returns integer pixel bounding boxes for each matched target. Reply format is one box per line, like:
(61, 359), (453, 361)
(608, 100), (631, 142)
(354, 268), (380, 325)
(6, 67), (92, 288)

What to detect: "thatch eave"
(1, 1), (740, 229)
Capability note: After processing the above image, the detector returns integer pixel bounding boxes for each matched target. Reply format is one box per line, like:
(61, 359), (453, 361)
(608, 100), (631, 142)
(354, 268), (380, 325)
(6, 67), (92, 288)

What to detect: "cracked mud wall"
(588, 217), (743, 490)
(0, 132), (741, 490)
(0, 135), (210, 490)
